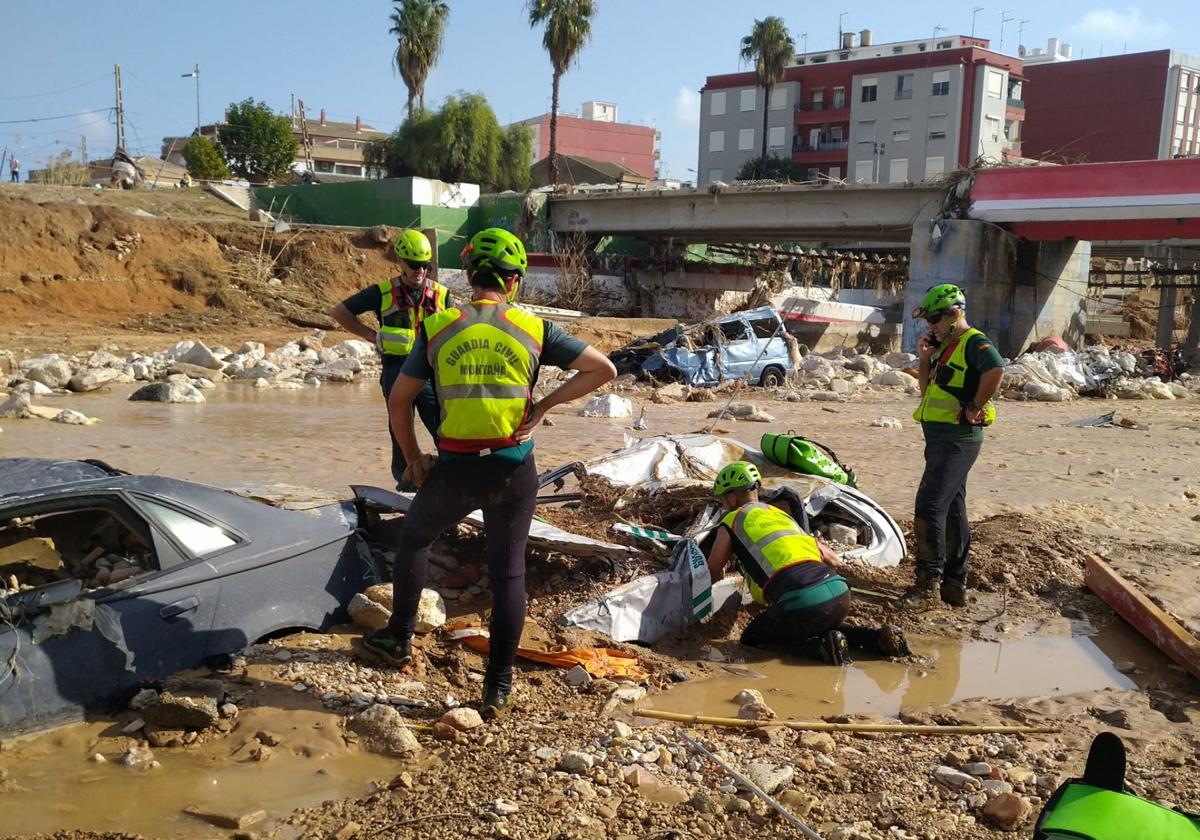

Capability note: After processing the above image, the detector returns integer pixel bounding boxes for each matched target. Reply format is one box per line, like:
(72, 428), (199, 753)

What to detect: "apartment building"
(515, 101), (659, 179)
(1022, 50), (1200, 162)
(696, 31), (1025, 186)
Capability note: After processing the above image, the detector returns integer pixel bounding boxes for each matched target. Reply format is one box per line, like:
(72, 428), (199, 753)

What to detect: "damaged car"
(0, 458), (376, 734)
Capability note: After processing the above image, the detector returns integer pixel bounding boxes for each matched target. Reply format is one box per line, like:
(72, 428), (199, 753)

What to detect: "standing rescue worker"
(705, 461), (910, 664)
(329, 230), (450, 488)
(364, 227), (616, 718)
(900, 283), (1004, 608)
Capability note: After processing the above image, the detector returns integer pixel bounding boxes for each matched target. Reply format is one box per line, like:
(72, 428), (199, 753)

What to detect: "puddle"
(645, 624), (1164, 721)
(0, 702), (400, 838)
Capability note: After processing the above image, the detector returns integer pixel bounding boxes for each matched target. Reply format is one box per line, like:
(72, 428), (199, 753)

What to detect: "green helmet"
(713, 461), (762, 497)
(914, 283), (966, 319)
(394, 229), (433, 264)
(463, 227), (528, 277)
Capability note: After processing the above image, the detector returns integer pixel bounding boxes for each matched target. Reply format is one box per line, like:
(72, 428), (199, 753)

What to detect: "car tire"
(759, 366), (786, 388)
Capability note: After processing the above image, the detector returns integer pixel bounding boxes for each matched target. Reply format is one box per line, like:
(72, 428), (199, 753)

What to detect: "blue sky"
(2, 1), (1195, 180)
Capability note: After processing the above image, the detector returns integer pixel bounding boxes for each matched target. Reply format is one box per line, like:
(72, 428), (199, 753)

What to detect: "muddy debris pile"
(1002, 344), (1197, 402)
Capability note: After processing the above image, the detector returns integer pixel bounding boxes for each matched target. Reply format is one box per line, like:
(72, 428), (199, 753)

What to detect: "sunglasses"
(404, 260), (431, 271)
(925, 311), (945, 325)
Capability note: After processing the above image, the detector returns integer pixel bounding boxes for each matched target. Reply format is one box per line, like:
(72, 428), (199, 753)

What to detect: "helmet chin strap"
(505, 278), (520, 304)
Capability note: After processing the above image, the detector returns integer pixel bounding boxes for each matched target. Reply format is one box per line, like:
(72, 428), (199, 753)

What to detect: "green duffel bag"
(760, 432), (857, 487)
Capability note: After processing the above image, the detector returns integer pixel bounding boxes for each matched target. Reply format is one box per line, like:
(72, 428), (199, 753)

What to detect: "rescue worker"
(705, 461), (910, 664)
(363, 227), (616, 718)
(900, 283), (1004, 608)
(329, 229), (450, 488)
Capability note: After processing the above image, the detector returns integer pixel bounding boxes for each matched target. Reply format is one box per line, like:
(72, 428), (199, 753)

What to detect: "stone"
(347, 592), (390, 630)
(328, 821), (361, 840)
(611, 721), (633, 739)
(68, 368), (120, 392)
(871, 415), (903, 429)
(560, 750), (595, 774)
(581, 394), (633, 418)
(91, 753), (106, 763)
(965, 761), (993, 776)
(348, 704), (422, 757)
(253, 377), (273, 388)
(493, 798), (520, 816)
(432, 722), (467, 744)
(799, 731), (836, 754)
(825, 523), (858, 545)
(982, 779), (1014, 797)
(168, 361), (228, 381)
(149, 691), (220, 729)
(128, 382), (206, 403)
(933, 765), (979, 789)
(708, 402), (775, 422)
(737, 701), (776, 721)
(129, 688), (160, 711)
(415, 588), (446, 633)
(613, 685), (646, 702)
(884, 351), (918, 368)
(177, 341), (227, 370)
(873, 370), (918, 388)
(118, 744), (155, 766)
(744, 761), (794, 795)
(26, 360), (74, 389)
(1007, 766), (1036, 785)
(0, 393), (32, 418)
(733, 688), (764, 706)
(847, 354), (876, 374)
(122, 718), (146, 734)
(983, 793), (1032, 831)
(534, 746), (559, 761)
(564, 664), (592, 687)
(440, 707), (484, 732)
(183, 805), (267, 830)
(778, 789), (818, 818)
(52, 409), (97, 425)
(652, 383), (688, 403)
(829, 378), (855, 395)
(334, 339), (375, 360)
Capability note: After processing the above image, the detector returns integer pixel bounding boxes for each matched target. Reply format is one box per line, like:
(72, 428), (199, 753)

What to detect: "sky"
(2, 1), (1197, 180)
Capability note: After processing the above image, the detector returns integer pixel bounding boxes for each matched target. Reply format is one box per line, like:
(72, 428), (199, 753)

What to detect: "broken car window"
(748, 317), (779, 339)
(140, 501), (236, 557)
(718, 320), (750, 343)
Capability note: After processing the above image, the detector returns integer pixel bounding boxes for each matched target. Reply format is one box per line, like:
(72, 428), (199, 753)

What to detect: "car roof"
(0, 458), (125, 498)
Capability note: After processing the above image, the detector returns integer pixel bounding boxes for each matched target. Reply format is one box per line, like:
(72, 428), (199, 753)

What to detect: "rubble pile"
(0, 512), (154, 598)
(1002, 345), (1197, 402)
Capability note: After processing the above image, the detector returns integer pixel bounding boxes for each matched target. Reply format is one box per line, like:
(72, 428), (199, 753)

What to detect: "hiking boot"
(899, 571), (941, 610)
(876, 625), (912, 657)
(805, 630), (850, 665)
(940, 577), (967, 608)
(362, 628), (413, 666)
(480, 685), (513, 720)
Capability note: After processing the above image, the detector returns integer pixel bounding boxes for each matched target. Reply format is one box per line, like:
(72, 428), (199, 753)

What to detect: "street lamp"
(181, 64), (200, 135)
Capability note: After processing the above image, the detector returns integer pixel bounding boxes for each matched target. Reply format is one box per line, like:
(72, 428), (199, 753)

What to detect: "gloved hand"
(401, 453), (437, 487)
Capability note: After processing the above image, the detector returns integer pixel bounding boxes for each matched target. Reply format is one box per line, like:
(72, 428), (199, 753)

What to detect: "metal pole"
(971, 6), (984, 38)
(114, 64), (126, 151)
(1157, 248), (1179, 349)
(194, 64), (201, 135)
(1018, 19), (1029, 50)
(999, 10), (1014, 53)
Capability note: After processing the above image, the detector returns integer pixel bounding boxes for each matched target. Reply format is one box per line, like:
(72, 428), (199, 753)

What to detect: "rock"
(965, 761), (993, 776)
(178, 341), (226, 370)
(149, 691), (220, 730)
(982, 779), (1014, 797)
(737, 701), (776, 721)
(581, 394), (633, 418)
(122, 718), (146, 734)
(415, 588), (446, 633)
(183, 805), (266, 830)
(347, 592), (390, 630)
(1007, 766), (1036, 785)
(0, 393), (32, 418)
(871, 415), (903, 428)
(652, 383), (688, 403)
(328, 821), (361, 840)
(168, 361), (228, 381)
(933, 765), (979, 789)
(828, 821), (879, 840)
(348, 703), (422, 757)
(669, 668), (688, 682)
(825, 523), (858, 545)
(311, 365), (355, 383)
(744, 761), (794, 795)
(432, 722), (467, 743)
(237, 341), (266, 359)
(91, 753), (106, 764)
(129, 382), (206, 403)
(829, 378), (856, 395)
(778, 789), (818, 818)
(26, 360), (74, 389)
(611, 721), (633, 739)
(708, 402), (775, 422)
(14, 379), (56, 397)
(733, 688), (764, 706)
(613, 685), (646, 702)
(534, 746), (559, 761)
(493, 798), (520, 816)
(872, 370), (918, 388)
(799, 731), (836, 754)
(559, 751), (595, 774)
(440, 707), (484, 732)
(1024, 381), (1072, 401)
(129, 688), (160, 711)
(564, 664), (592, 687)
(221, 703), (239, 718)
(118, 744), (155, 766)
(884, 351), (918, 368)
(983, 793), (1032, 831)
(68, 368), (120, 392)
(334, 339), (375, 360)
(52, 409), (97, 425)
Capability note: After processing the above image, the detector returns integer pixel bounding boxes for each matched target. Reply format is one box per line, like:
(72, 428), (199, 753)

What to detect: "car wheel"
(760, 366), (786, 388)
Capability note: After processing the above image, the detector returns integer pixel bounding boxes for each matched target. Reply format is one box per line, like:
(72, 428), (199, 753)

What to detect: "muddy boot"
(481, 665), (514, 720)
(940, 577), (967, 608)
(362, 628), (412, 666)
(804, 630), (850, 665)
(875, 625), (911, 657)
(898, 571), (941, 609)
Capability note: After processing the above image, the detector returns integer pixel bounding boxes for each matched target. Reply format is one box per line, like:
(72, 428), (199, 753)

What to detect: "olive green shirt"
(921, 331), (1005, 444)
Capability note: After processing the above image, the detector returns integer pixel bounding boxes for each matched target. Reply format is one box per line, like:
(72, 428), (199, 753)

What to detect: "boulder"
(51, 409), (98, 426)
(148, 691), (220, 729)
(335, 339), (376, 360)
(14, 380), (56, 397)
(26, 360), (73, 389)
(873, 370), (918, 388)
(707, 402), (775, 423)
(580, 394), (633, 418)
(86, 350), (124, 369)
(348, 704), (422, 757)
(311, 365), (355, 383)
(884, 351), (918, 368)
(164, 340), (197, 361)
(237, 341), (266, 360)
(129, 382), (206, 404)
(0, 393), (32, 419)
(68, 368), (120, 392)
(652, 383), (688, 403)
(983, 793), (1032, 831)
(168, 362), (228, 381)
(347, 593), (390, 630)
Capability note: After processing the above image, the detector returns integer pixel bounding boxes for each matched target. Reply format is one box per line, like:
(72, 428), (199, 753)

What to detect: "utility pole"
(180, 64), (200, 135)
(114, 64), (126, 151)
(1017, 19), (1029, 51)
(998, 10), (1014, 53)
(80, 134), (87, 164)
(838, 11), (847, 47)
(800, 31), (808, 55)
(971, 6), (984, 38)
(296, 99), (316, 179)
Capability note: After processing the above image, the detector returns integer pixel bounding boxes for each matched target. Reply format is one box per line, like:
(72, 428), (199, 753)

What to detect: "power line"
(0, 107), (111, 126)
(0, 72), (114, 101)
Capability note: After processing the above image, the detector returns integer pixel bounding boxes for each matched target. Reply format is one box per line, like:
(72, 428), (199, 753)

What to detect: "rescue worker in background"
(329, 230), (450, 489)
(900, 283), (1004, 609)
(363, 227), (616, 718)
(705, 461), (910, 664)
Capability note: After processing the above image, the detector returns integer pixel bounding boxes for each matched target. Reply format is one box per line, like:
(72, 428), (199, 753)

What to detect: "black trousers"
(380, 361), (440, 486)
(913, 438), (982, 581)
(387, 454), (538, 688)
(741, 592), (852, 652)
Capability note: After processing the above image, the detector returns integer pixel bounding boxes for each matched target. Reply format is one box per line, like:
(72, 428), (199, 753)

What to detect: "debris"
(183, 806), (267, 830)
(707, 402), (775, 422)
(492, 798), (520, 816)
(348, 703), (422, 757)
(564, 664), (592, 687)
(737, 701), (777, 721)
(581, 394), (633, 418)
(149, 690), (220, 730)
(871, 416), (903, 428)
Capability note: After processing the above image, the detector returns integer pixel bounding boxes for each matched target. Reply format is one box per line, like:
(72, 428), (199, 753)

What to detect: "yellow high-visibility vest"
(913, 327), (997, 426)
(424, 301), (545, 453)
(720, 502), (823, 606)
(377, 278), (449, 356)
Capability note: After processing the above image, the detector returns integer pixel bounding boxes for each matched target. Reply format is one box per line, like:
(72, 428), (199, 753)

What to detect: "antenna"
(801, 31), (808, 55)
(971, 6), (984, 38)
(1017, 18), (1029, 51)
(998, 10), (1014, 53)
(838, 11), (847, 48)
(933, 24), (946, 49)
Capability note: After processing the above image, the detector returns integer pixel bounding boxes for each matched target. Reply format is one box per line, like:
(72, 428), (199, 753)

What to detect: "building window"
(889, 158), (909, 183)
(892, 45), (904, 54)
(932, 70), (950, 96)
(985, 115), (1001, 143)
(770, 87), (787, 110)
(895, 74), (914, 100)
(768, 126), (786, 149)
(857, 119), (876, 141)
(829, 166), (842, 180)
(892, 118), (911, 142)
(925, 156), (946, 178)
(986, 70), (1004, 99)
(811, 55), (828, 63)
(854, 159), (875, 182)
(708, 130), (725, 153)
(812, 88), (824, 109)
(710, 91), (726, 116)
(708, 168), (724, 183)
(928, 114), (948, 140)
(830, 125), (844, 142)
(832, 87), (846, 108)
(861, 78), (878, 103)
(738, 128), (755, 151)
(937, 40), (952, 49)
(740, 89), (756, 111)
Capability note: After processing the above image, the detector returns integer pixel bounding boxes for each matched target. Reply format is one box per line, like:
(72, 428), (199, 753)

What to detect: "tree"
(389, 0), (450, 119)
(740, 17), (795, 166)
(526, 0), (597, 186)
(735, 155), (810, 182)
(363, 93), (532, 192)
(181, 135), (230, 180)
(216, 99), (299, 184)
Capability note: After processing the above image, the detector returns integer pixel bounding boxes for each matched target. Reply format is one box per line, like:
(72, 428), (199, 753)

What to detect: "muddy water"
(644, 624), (1163, 721)
(0, 702), (400, 838)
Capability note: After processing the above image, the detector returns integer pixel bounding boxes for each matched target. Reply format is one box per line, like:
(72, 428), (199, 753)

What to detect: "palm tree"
(527, 0), (597, 185)
(739, 17), (795, 166)
(389, 0), (450, 119)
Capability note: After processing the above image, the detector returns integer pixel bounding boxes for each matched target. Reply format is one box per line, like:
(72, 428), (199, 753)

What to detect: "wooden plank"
(1085, 556), (1200, 681)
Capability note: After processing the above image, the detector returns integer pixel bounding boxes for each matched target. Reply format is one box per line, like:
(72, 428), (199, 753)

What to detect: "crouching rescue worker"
(329, 229), (450, 489)
(705, 461), (910, 664)
(363, 227), (617, 718)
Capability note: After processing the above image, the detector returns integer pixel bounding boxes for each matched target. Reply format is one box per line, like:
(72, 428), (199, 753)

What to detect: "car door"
(715, 317), (755, 382)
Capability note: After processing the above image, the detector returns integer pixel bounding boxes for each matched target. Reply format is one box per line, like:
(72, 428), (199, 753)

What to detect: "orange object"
(449, 623), (649, 680)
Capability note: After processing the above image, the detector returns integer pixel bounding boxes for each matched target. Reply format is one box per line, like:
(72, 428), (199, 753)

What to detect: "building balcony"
(1007, 97), (1025, 109)
(792, 140), (850, 163)
(1002, 141), (1023, 161)
(794, 103), (851, 124)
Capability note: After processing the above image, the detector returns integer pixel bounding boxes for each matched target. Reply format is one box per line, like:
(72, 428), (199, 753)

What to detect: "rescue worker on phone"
(900, 284), (1004, 609)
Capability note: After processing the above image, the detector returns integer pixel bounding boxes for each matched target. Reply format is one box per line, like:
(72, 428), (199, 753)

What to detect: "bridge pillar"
(906, 220), (1089, 358)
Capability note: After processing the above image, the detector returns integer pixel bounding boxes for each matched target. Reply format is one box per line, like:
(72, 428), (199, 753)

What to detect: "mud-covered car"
(0, 459), (376, 734)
